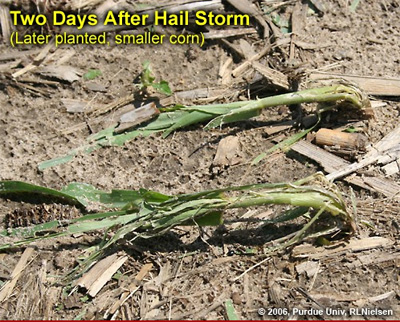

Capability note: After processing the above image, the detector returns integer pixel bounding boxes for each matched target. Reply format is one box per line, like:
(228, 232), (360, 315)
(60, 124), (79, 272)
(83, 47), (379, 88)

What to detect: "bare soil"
(0, 0), (399, 320)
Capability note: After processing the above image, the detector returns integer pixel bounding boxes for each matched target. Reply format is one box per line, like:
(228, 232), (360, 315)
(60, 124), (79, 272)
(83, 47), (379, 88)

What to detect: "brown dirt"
(0, 0), (399, 320)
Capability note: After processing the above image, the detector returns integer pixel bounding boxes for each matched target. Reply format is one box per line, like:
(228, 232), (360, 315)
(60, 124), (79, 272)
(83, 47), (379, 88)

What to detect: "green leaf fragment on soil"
(251, 126), (315, 165)
(350, 0), (361, 12)
(83, 69), (102, 80)
(343, 126), (359, 133)
(225, 299), (240, 320)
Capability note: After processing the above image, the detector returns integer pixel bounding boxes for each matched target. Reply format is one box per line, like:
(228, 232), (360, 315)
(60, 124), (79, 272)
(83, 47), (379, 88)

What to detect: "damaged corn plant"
(39, 82), (371, 170)
(0, 172), (355, 279)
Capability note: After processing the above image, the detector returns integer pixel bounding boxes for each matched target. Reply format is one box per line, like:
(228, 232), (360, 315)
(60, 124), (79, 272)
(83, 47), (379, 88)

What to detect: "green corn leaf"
(225, 299), (239, 320)
(0, 220), (61, 238)
(204, 108), (261, 129)
(251, 126), (315, 165)
(38, 154), (76, 171)
(190, 211), (223, 226)
(61, 183), (157, 209)
(162, 110), (215, 138)
(66, 213), (141, 234)
(0, 181), (85, 208)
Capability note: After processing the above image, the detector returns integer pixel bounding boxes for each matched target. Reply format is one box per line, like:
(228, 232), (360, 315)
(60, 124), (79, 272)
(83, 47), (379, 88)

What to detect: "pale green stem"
(226, 191), (344, 216)
(204, 84), (367, 129)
